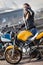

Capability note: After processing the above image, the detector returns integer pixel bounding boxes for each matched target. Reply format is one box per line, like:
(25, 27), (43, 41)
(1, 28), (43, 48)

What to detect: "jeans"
(30, 28), (38, 35)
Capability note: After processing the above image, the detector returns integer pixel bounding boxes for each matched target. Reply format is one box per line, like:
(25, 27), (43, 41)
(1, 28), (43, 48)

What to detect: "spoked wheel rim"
(39, 41), (43, 58)
(5, 49), (22, 64)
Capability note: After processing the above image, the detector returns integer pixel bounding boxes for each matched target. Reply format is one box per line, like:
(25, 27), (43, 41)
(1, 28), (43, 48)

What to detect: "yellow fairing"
(36, 32), (43, 39)
(17, 30), (33, 41)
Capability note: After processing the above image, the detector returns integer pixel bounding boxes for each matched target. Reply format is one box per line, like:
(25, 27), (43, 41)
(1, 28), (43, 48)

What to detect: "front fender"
(6, 45), (14, 51)
(5, 45), (21, 51)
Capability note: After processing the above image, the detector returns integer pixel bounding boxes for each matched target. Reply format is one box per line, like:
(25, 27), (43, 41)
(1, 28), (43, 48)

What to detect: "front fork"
(12, 40), (15, 57)
(12, 40), (18, 57)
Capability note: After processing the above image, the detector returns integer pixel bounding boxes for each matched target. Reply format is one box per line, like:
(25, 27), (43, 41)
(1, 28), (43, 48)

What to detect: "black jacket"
(24, 8), (36, 30)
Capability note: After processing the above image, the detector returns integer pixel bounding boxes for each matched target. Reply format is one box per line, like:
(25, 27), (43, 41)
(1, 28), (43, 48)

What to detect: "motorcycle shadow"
(18, 58), (43, 65)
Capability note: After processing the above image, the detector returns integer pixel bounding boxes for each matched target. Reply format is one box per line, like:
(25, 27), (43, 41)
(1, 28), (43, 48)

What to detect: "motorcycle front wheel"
(5, 48), (22, 64)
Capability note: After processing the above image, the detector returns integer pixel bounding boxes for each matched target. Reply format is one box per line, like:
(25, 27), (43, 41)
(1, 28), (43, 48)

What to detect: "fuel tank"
(17, 30), (33, 41)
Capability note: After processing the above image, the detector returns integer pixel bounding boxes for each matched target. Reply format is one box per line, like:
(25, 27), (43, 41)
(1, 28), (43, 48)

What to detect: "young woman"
(23, 3), (38, 35)
(23, 3), (41, 60)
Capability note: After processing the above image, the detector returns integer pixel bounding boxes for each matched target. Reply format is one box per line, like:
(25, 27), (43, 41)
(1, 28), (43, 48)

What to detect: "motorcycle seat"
(29, 30), (43, 41)
(29, 32), (39, 41)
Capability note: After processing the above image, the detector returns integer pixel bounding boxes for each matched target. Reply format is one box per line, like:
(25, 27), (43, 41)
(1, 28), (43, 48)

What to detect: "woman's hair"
(23, 3), (31, 8)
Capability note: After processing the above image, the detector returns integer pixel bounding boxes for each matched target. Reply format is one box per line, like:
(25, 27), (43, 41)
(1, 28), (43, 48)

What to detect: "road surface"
(0, 58), (43, 65)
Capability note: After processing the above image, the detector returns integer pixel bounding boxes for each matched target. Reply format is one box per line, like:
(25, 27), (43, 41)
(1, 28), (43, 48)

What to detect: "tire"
(0, 52), (5, 60)
(5, 48), (22, 64)
(40, 38), (43, 45)
(39, 38), (43, 57)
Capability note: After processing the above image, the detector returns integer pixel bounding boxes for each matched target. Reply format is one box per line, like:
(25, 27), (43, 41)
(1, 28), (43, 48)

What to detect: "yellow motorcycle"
(5, 22), (43, 64)
(5, 29), (43, 64)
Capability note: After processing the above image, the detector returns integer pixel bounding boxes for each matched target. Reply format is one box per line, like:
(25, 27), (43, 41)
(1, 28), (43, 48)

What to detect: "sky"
(14, 0), (43, 10)
(0, 0), (43, 11)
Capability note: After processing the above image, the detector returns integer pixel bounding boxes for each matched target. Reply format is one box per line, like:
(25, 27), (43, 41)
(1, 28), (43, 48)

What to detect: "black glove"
(21, 24), (25, 28)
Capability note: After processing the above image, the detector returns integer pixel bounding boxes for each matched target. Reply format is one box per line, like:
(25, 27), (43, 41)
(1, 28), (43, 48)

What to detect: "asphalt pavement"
(0, 58), (43, 65)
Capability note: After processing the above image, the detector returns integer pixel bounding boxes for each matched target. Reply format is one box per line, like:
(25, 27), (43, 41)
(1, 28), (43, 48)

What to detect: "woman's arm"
(26, 12), (30, 20)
